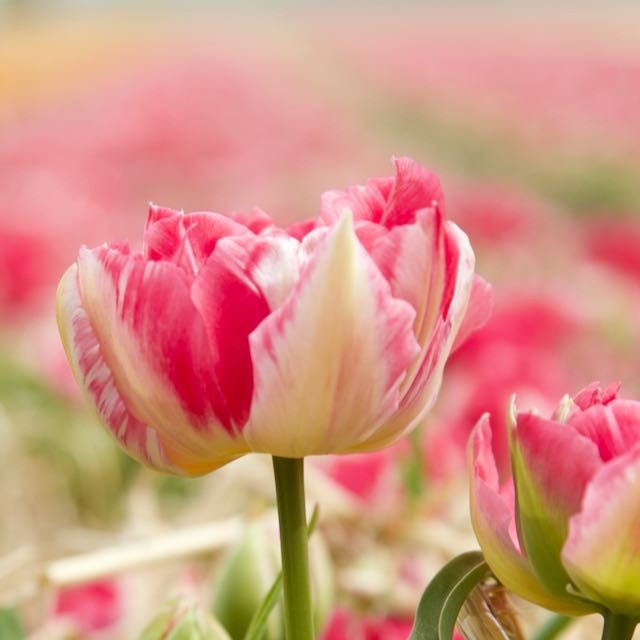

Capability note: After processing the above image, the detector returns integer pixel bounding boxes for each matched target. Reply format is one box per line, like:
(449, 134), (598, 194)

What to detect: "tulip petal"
(563, 445), (640, 615)
(469, 416), (589, 614)
(511, 412), (602, 597)
(380, 156), (445, 227)
(190, 235), (298, 426)
(202, 233), (301, 311)
(59, 246), (248, 475)
(143, 205), (249, 274)
(356, 212), (475, 451)
(451, 275), (494, 352)
(320, 180), (390, 226)
(226, 207), (275, 235)
(569, 400), (640, 463)
(319, 156), (443, 228)
(57, 264), (178, 474)
(244, 213), (420, 457)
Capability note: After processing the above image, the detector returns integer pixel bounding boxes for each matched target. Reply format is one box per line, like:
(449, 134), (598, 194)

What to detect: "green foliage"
(0, 355), (135, 523)
(0, 608), (26, 640)
(408, 550), (491, 640)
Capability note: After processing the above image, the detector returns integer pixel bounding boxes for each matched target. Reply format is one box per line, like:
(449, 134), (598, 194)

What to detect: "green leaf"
(243, 573), (284, 640)
(408, 550), (491, 640)
(242, 505), (319, 640)
(0, 609), (26, 640)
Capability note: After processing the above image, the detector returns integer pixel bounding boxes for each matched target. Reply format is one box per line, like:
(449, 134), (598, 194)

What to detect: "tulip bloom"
(57, 157), (489, 476)
(470, 382), (640, 621)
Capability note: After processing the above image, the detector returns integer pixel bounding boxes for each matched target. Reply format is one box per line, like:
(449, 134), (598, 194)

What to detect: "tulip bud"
(470, 382), (640, 618)
(139, 599), (231, 640)
(210, 517), (334, 639)
(210, 523), (282, 640)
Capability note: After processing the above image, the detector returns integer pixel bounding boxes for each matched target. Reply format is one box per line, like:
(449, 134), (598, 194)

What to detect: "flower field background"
(1, 4), (640, 638)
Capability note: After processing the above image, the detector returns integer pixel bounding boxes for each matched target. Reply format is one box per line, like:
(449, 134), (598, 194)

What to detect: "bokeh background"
(1, 2), (640, 638)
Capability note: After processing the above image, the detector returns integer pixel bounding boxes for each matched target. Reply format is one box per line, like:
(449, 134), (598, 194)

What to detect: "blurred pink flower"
(53, 580), (122, 634)
(321, 446), (404, 503)
(0, 49), (367, 314)
(471, 382), (640, 616)
(584, 218), (640, 284)
(0, 224), (56, 317)
(322, 608), (463, 640)
(324, 20), (640, 154)
(321, 609), (412, 640)
(426, 294), (579, 480)
(57, 158), (490, 475)
(447, 182), (542, 247)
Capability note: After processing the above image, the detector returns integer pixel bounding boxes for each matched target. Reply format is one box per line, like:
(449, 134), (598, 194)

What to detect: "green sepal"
(138, 599), (231, 640)
(408, 550), (491, 640)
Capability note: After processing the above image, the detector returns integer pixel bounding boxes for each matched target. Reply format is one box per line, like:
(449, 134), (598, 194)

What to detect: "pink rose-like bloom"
(57, 157), (490, 476)
(470, 382), (640, 616)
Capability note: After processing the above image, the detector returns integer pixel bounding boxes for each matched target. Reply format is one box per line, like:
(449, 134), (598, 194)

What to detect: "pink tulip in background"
(322, 609), (463, 640)
(53, 580), (122, 634)
(427, 293), (580, 481)
(470, 382), (640, 617)
(321, 609), (413, 640)
(56, 157), (491, 476)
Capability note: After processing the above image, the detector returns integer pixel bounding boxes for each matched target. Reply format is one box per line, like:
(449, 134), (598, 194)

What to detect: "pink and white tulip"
(57, 157), (489, 476)
(470, 382), (640, 616)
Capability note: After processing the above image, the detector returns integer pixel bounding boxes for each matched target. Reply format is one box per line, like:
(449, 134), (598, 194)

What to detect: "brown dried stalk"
(457, 580), (524, 640)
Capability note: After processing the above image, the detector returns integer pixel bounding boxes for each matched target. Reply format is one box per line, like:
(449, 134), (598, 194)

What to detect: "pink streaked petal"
(227, 207), (275, 235)
(71, 247), (248, 473)
(563, 445), (640, 615)
(353, 220), (389, 252)
(57, 265), (179, 474)
(356, 217), (475, 451)
(573, 381), (621, 411)
(569, 399), (640, 463)
(298, 226), (331, 265)
(208, 234), (301, 311)
(191, 237), (298, 427)
(143, 205), (250, 274)
(451, 275), (494, 352)
(146, 203), (177, 226)
(244, 213), (419, 457)
(514, 413), (602, 524)
(380, 156), (444, 227)
(286, 217), (318, 241)
(319, 180), (390, 226)
(318, 157), (443, 229)
(469, 416), (587, 614)
(511, 412), (602, 595)
(367, 208), (447, 377)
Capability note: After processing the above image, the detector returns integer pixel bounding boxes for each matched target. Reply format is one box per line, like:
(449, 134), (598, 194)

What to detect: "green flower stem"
(601, 613), (637, 640)
(272, 456), (314, 640)
(405, 426), (426, 500)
